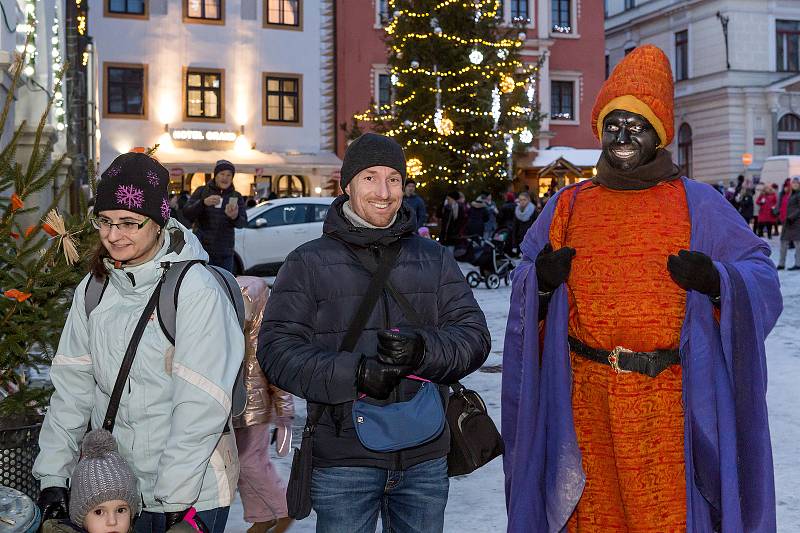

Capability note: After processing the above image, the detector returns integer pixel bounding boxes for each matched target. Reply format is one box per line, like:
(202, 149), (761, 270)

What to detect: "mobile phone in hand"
(228, 196), (237, 207)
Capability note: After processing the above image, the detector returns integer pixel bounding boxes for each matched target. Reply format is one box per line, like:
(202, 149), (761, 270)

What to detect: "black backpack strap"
(103, 275), (165, 432)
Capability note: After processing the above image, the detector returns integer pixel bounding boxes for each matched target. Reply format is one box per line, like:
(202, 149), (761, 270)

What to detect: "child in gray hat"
(42, 429), (139, 533)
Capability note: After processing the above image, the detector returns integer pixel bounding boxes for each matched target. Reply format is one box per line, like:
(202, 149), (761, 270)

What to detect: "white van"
(759, 156), (800, 187)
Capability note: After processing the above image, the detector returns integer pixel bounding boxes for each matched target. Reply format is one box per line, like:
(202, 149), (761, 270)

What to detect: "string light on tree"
(407, 158), (423, 177)
(497, 48), (509, 59)
(491, 85), (501, 128)
(519, 128), (533, 144)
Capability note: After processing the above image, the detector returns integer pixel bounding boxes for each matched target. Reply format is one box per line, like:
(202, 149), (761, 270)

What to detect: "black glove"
(357, 356), (411, 400)
(377, 329), (425, 369)
(667, 250), (721, 297)
(535, 243), (576, 294)
(165, 510), (188, 531)
(38, 486), (69, 522)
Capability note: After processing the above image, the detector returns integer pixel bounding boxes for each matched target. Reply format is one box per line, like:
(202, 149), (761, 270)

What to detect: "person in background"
(498, 192), (517, 231)
(512, 191), (535, 254)
(440, 191), (464, 250)
(246, 197), (258, 208)
(182, 160), (246, 272)
(465, 195), (489, 237)
(756, 184), (779, 239)
(402, 179), (427, 230)
(169, 193), (192, 229)
(234, 277), (294, 533)
(778, 177), (800, 270)
(753, 183), (763, 235)
(738, 188), (754, 227)
(482, 192), (499, 240)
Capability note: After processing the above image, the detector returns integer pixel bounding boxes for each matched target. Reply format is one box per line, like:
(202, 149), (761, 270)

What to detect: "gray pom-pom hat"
(69, 429), (140, 528)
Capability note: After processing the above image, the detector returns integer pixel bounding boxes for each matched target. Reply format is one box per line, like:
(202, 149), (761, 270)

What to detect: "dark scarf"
(593, 149), (682, 191)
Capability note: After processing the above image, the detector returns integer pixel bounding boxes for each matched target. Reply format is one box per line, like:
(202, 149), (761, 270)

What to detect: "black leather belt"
(568, 336), (681, 378)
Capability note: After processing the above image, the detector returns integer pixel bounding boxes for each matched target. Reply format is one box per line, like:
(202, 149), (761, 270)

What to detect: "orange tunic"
(550, 180), (690, 533)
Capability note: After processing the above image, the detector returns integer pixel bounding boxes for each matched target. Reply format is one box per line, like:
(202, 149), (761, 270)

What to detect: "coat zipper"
(374, 245), (403, 471)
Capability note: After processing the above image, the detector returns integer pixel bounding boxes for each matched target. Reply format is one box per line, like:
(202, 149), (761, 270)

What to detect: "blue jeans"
(134, 507), (229, 533)
(310, 457), (449, 533)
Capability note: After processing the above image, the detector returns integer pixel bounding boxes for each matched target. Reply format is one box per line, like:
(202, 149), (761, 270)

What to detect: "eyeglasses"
(91, 217), (149, 235)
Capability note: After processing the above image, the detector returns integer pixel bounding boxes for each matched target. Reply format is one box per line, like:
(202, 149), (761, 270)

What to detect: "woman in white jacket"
(33, 153), (244, 533)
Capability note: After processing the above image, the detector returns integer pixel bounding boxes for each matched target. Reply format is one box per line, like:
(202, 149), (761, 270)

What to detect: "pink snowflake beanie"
(94, 152), (171, 226)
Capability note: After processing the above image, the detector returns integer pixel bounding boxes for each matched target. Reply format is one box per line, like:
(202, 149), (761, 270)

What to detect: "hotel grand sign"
(170, 128), (238, 149)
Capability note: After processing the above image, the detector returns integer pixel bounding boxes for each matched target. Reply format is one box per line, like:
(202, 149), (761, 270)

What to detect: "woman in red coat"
(756, 183), (779, 238)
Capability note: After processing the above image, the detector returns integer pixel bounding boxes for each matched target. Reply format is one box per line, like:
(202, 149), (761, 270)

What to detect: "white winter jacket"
(33, 220), (244, 513)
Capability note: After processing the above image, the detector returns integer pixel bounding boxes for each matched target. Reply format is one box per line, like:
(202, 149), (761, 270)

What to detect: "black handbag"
(445, 382), (504, 476)
(286, 241), (402, 520)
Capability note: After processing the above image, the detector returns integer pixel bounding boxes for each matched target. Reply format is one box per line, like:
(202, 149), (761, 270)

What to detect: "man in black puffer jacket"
(182, 159), (246, 272)
(258, 133), (490, 533)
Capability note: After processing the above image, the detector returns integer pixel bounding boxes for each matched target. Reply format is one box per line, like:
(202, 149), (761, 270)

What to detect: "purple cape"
(502, 178), (782, 532)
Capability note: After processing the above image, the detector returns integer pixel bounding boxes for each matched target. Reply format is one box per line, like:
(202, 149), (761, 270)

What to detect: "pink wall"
(546, 0), (606, 149)
(335, 0), (387, 158)
(335, 0), (606, 157)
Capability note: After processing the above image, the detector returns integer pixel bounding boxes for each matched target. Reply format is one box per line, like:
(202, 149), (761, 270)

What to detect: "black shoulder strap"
(305, 240), (402, 428)
(338, 240), (402, 353)
(102, 277), (164, 432)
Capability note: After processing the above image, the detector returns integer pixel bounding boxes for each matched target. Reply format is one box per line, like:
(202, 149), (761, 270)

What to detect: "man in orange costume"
(502, 46), (782, 532)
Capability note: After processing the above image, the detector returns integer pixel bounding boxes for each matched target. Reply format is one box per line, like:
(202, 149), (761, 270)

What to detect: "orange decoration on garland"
(10, 193), (23, 211)
(42, 223), (58, 237)
(24, 226), (36, 238)
(4, 289), (32, 302)
(9, 231), (19, 239)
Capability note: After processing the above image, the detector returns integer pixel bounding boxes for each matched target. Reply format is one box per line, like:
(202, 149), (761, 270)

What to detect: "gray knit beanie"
(340, 133), (407, 190)
(69, 429), (140, 528)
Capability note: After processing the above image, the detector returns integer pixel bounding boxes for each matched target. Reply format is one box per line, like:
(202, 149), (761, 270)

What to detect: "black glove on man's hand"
(38, 486), (69, 522)
(377, 329), (425, 370)
(667, 250), (721, 297)
(357, 356), (411, 400)
(535, 243), (576, 293)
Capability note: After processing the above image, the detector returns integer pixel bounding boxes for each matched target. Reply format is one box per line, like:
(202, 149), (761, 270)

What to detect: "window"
(550, 81), (574, 121)
(675, 30), (688, 81)
(378, 0), (390, 25)
(264, 74), (301, 125)
(312, 204), (329, 222)
(624, 0), (635, 9)
(184, 0), (223, 22)
(377, 73), (391, 111)
(104, 63), (146, 118)
(777, 20), (800, 72)
(677, 123), (692, 177)
(251, 203), (309, 228)
(106, 0), (146, 17)
(265, 0), (300, 28)
(551, 0), (571, 33)
(778, 114), (800, 155)
(184, 69), (224, 121)
(511, 0), (529, 22)
(275, 175), (307, 197)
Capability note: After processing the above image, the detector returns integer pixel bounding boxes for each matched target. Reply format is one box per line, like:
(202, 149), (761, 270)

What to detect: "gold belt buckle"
(608, 346), (632, 374)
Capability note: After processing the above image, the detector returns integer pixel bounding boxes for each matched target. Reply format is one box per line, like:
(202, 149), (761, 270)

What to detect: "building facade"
(606, 0), (800, 185)
(336, 0), (606, 195)
(89, 0), (340, 198)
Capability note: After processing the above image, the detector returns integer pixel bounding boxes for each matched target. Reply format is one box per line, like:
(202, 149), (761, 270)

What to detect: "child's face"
(84, 500), (131, 533)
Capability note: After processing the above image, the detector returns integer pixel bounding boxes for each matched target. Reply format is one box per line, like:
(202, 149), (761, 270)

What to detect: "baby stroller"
(460, 231), (515, 289)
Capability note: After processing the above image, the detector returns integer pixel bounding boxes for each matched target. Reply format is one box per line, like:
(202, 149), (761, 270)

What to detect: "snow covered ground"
(227, 244), (800, 532)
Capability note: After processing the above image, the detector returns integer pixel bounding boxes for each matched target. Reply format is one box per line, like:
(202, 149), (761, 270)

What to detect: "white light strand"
(491, 85), (501, 129)
(18, 0), (38, 77)
(52, 2), (65, 132)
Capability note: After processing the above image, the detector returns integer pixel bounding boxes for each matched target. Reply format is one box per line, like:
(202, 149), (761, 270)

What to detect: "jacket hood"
(323, 194), (416, 247)
(105, 218), (209, 296)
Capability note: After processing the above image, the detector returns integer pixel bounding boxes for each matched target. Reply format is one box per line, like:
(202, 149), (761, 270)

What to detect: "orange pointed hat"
(591, 45), (674, 147)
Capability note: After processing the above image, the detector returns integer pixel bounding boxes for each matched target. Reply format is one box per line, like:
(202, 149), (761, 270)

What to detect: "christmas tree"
(0, 54), (93, 422)
(352, 0), (542, 198)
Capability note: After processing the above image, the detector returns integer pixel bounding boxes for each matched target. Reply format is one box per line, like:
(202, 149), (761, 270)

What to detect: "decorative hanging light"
(491, 85), (501, 129)
(520, 129), (533, 144)
(497, 48), (509, 59)
(469, 49), (484, 65)
(407, 158), (423, 176)
(500, 75), (515, 93)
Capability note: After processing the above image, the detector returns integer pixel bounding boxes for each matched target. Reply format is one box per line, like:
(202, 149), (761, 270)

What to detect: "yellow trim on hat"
(595, 95), (668, 148)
